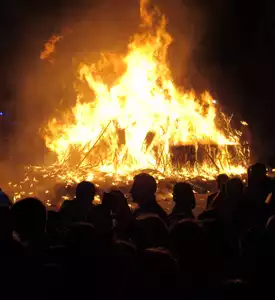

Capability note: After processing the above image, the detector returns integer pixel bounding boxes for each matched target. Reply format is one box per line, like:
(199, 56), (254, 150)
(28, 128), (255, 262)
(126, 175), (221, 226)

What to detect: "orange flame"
(40, 35), (62, 61)
(43, 0), (249, 181)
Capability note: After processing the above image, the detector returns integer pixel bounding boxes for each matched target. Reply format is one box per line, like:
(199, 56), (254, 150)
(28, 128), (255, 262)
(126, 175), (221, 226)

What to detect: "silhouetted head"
(216, 174), (229, 190)
(109, 190), (129, 210)
(248, 163), (267, 186)
(87, 205), (113, 250)
(102, 190), (129, 213)
(226, 178), (243, 198)
(136, 248), (179, 299)
(76, 181), (96, 204)
(169, 219), (204, 259)
(11, 198), (46, 239)
(66, 222), (96, 255)
(131, 173), (157, 204)
(173, 182), (196, 210)
(113, 240), (137, 259)
(139, 247), (179, 274)
(132, 214), (168, 250)
(113, 240), (137, 277)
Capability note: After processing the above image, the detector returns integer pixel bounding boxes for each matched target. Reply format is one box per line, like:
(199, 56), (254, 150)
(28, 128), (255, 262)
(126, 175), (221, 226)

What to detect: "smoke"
(159, 0), (209, 91)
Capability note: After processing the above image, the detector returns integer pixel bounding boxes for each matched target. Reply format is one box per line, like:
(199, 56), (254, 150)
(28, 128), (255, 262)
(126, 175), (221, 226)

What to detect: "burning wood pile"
(8, 0), (249, 205)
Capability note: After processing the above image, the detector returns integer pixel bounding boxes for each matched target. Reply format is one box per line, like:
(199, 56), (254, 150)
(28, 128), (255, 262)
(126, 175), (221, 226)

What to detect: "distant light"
(0, 112), (3, 116)
(241, 121), (248, 126)
(212, 99), (217, 104)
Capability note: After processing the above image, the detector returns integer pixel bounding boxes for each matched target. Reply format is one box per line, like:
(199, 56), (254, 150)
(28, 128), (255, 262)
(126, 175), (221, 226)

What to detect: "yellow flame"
(241, 121), (248, 126)
(43, 0), (248, 182)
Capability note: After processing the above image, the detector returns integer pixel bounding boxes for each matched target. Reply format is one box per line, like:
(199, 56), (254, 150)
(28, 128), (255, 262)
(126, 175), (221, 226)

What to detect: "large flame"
(43, 0), (248, 181)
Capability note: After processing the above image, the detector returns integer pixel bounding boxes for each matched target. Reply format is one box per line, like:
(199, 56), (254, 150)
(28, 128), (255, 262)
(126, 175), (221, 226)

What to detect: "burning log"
(76, 120), (112, 170)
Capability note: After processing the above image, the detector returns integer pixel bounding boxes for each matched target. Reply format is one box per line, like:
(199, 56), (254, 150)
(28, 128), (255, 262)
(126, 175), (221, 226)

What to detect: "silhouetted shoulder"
(134, 201), (168, 221)
(60, 199), (75, 211)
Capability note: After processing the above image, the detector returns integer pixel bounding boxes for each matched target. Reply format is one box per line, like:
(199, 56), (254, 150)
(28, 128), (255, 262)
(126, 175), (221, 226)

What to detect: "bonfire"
(11, 0), (249, 205)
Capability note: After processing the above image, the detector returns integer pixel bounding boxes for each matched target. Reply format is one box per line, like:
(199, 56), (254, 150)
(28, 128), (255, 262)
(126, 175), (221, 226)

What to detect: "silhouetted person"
(47, 210), (63, 245)
(0, 193), (26, 299)
(66, 222), (96, 255)
(11, 198), (47, 252)
(169, 219), (207, 295)
(113, 240), (137, 299)
(200, 217), (232, 285)
(170, 182), (196, 221)
(207, 174), (229, 209)
(241, 163), (273, 227)
(131, 173), (167, 221)
(131, 248), (180, 300)
(87, 203), (114, 251)
(131, 214), (168, 251)
(60, 181), (96, 225)
(248, 163), (267, 185)
(101, 190), (133, 239)
(219, 178), (244, 224)
(198, 207), (221, 221)
(226, 177), (244, 196)
(239, 227), (271, 291)
(244, 163), (273, 205)
(64, 222), (114, 299)
(0, 192), (12, 241)
(0, 192), (24, 256)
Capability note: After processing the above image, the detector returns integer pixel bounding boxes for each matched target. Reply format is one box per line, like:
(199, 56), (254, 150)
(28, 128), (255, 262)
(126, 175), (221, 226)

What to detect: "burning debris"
(7, 164), (224, 210)
(40, 35), (63, 63)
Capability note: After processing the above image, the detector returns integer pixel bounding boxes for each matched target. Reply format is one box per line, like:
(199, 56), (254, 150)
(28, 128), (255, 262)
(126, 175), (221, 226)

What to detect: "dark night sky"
(1, 0), (275, 162)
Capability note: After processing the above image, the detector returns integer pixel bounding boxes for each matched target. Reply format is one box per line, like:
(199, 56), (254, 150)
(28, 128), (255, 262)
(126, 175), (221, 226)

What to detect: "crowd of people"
(0, 162), (275, 299)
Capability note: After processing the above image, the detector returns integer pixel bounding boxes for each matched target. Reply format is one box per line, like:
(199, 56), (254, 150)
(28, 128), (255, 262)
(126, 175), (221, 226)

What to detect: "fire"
(43, 0), (249, 182)
(40, 35), (62, 62)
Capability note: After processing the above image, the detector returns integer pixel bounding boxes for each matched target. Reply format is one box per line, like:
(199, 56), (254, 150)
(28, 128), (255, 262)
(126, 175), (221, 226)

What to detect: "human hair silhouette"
(131, 173), (167, 221)
(171, 182), (196, 220)
(76, 181), (96, 204)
